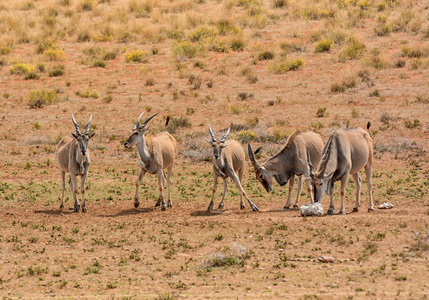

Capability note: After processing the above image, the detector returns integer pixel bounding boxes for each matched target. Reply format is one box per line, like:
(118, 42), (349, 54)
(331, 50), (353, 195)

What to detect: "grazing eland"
(57, 114), (95, 212)
(308, 122), (374, 215)
(124, 112), (177, 211)
(248, 131), (323, 209)
(205, 125), (259, 212)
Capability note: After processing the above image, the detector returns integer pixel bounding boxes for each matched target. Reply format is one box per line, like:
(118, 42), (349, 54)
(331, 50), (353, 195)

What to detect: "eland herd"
(58, 113), (374, 216)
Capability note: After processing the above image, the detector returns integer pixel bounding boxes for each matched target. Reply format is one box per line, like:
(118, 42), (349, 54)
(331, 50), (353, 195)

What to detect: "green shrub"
(36, 39), (56, 54)
(269, 58), (304, 73)
(102, 95), (113, 104)
(374, 24), (391, 36)
(49, 65), (65, 77)
(43, 48), (64, 61)
(315, 40), (333, 53)
(316, 107), (326, 117)
(394, 59), (406, 68)
(258, 50), (275, 60)
(93, 60), (106, 68)
(273, 0), (287, 8)
(37, 63), (45, 72)
(331, 77), (356, 93)
(188, 27), (216, 42)
(401, 45), (424, 58)
(28, 90), (59, 109)
(10, 62), (35, 75)
(339, 40), (365, 61)
(279, 41), (302, 54)
(172, 41), (198, 58)
(230, 37), (246, 51)
(0, 44), (13, 55)
(25, 72), (39, 80)
(208, 38), (229, 53)
(216, 19), (239, 36)
(233, 130), (257, 143)
(103, 51), (117, 60)
(404, 119), (421, 129)
(410, 58), (422, 69)
(369, 89), (380, 97)
(76, 89), (99, 99)
(167, 116), (192, 133)
(93, 34), (113, 42)
(166, 29), (185, 41)
(125, 50), (148, 63)
(81, 0), (95, 11)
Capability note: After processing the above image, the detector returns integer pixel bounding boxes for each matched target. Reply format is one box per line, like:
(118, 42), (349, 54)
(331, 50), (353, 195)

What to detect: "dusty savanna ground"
(0, 0), (429, 298)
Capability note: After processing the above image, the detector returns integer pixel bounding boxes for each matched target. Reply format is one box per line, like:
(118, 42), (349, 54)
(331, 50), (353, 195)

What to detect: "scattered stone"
(378, 202), (394, 209)
(300, 202), (324, 216)
(317, 256), (335, 263)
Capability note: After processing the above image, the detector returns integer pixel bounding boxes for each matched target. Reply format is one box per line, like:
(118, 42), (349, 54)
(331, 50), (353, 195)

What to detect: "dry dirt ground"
(0, 0), (429, 298)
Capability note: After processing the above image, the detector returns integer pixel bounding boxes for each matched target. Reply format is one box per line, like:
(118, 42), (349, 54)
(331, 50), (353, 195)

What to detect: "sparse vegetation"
(28, 90), (59, 109)
(315, 40), (333, 53)
(125, 50), (148, 63)
(330, 76), (356, 93)
(269, 58), (304, 73)
(1, 0), (428, 297)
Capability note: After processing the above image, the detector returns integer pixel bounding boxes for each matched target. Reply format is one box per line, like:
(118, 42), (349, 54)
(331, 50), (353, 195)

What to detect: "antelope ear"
(220, 141), (230, 148)
(71, 132), (78, 139)
(204, 137), (213, 146)
(88, 132), (96, 139)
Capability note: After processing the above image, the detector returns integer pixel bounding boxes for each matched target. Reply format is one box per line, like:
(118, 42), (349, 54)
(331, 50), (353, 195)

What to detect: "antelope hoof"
(155, 199), (161, 207)
(293, 204), (299, 209)
(217, 203), (224, 209)
(240, 204), (245, 210)
(352, 207), (359, 212)
(283, 205), (290, 210)
(134, 201), (140, 208)
(73, 205), (80, 213)
(339, 211), (346, 215)
(327, 209), (334, 215)
(368, 208), (374, 212)
(252, 205), (259, 212)
(59, 204), (64, 210)
(167, 202), (172, 208)
(82, 206), (87, 213)
(161, 204), (166, 211)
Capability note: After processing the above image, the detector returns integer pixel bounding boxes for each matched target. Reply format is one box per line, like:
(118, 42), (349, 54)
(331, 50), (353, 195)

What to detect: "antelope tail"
(163, 116), (170, 131)
(366, 121), (373, 138)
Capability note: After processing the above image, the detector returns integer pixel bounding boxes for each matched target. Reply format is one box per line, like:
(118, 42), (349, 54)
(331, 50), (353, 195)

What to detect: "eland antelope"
(124, 112), (177, 211)
(248, 131), (323, 209)
(205, 125), (259, 212)
(57, 114), (95, 212)
(308, 122), (374, 215)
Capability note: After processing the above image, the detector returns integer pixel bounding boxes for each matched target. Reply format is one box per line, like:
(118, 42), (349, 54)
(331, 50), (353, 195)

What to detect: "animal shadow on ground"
(190, 209), (233, 217)
(98, 207), (154, 218)
(34, 208), (74, 216)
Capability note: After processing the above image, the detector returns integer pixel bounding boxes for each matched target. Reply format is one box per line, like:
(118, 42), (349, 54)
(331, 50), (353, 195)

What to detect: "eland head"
(71, 114), (95, 157)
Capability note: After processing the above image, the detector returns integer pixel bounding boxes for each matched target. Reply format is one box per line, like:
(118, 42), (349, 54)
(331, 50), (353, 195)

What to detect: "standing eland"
(57, 114), (95, 212)
(124, 112), (177, 211)
(308, 122), (374, 215)
(205, 125), (259, 212)
(248, 131), (324, 209)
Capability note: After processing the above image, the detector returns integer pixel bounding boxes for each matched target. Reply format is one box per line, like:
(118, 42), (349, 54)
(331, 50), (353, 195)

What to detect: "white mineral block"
(300, 202), (324, 216)
(378, 202), (394, 209)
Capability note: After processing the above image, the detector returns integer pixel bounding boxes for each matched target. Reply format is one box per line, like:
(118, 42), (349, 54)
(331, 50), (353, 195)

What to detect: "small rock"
(317, 256), (335, 263)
